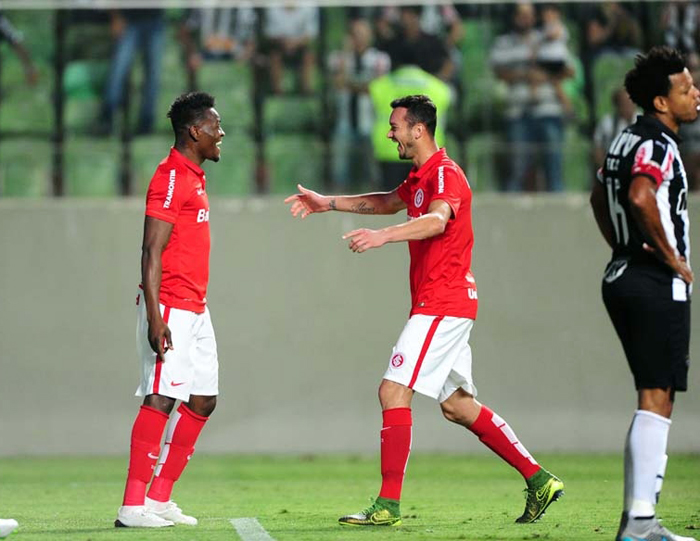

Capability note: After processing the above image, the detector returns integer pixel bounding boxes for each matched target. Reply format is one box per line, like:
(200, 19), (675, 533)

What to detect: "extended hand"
(343, 228), (386, 253)
(148, 318), (174, 360)
(643, 243), (694, 284)
(284, 184), (330, 219)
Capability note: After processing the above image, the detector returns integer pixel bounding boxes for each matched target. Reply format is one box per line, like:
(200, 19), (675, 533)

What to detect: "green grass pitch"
(0, 454), (698, 540)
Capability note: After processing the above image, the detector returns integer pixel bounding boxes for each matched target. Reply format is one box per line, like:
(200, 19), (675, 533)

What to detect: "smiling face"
(387, 107), (417, 161)
(664, 68), (700, 126)
(195, 108), (225, 162)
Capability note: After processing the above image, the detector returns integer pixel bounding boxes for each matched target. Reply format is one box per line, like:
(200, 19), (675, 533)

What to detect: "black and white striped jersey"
(598, 114), (690, 269)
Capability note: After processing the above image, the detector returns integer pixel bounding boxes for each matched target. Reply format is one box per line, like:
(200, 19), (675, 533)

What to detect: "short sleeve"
(396, 178), (411, 204)
(145, 167), (189, 223)
(631, 139), (667, 187)
(429, 165), (463, 217)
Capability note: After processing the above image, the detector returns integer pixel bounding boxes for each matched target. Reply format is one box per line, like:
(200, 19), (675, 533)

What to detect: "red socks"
(469, 405), (540, 479)
(122, 405), (170, 506)
(378, 408), (413, 501)
(147, 403), (208, 503)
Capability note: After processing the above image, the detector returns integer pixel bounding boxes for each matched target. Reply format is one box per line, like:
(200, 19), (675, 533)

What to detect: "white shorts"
(135, 291), (219, 402)
(383, 315), (477, 403)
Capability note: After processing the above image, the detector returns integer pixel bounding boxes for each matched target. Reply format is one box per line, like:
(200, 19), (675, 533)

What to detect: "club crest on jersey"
(414, 188), (424, 208)
(391, 353), (405, 368)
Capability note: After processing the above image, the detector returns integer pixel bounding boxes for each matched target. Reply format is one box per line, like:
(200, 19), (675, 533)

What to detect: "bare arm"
(344, 200), (452, 253)
(590, 180), (616, 249)
(284, 183), (406, 217)
(141, 216), (175, 357)
(628, 175), (693, 283)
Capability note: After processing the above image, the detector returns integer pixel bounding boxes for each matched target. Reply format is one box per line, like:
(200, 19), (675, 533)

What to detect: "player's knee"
(440, 402), (463, 424)
(188, 395), (217, 417)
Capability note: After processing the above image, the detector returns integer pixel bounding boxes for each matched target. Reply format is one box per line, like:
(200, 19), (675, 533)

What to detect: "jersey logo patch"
(164, 169), (176, 208)
(414, 188), (424, 208)
(391, 353), (405, 368)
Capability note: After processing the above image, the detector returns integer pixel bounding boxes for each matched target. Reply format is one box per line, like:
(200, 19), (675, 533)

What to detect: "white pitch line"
(230, 517), (276, 541)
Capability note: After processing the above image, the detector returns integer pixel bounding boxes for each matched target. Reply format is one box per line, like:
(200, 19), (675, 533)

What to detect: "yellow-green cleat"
(339, 498), (402, 527)
(515, 469), (564, 523)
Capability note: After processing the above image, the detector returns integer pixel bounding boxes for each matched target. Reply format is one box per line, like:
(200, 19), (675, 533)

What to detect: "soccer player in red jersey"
(285, 94), (563, 527)
(115, 92), (225, 528)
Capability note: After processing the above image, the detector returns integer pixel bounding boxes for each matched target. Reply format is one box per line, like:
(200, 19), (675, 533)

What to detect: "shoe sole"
(515, 487), (565, 524)
(338, 519), (402, 527)
(114, 519), (174, 528)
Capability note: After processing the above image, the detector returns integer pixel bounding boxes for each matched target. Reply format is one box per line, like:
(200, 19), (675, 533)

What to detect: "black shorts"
(602, 262), (690, 391)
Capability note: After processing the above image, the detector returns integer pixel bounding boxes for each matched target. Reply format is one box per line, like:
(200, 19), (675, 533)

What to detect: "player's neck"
(412, 142), (441, 170)
(650, 111), (680, 134)
(174, 142), (205, 166)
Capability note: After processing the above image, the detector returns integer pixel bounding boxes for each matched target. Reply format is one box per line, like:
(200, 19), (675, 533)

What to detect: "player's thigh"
(384, 315), (472, 400)
(190, 308), (219, 397)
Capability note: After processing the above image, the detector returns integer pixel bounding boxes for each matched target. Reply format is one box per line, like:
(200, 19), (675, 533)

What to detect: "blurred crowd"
(3, 2), (700, 193)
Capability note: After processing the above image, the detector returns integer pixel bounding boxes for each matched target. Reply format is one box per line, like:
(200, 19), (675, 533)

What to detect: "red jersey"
(397, 148), (478, 319)
(144, 148), (210, 313)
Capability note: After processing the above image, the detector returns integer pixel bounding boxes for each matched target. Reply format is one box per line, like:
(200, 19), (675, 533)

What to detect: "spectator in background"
(328, 18), (391, 189)
(95, 9), (165, 136)
(381, 6), (454, 84)
(179, 7), (257, 90)
(263, 5), (319, 95)
(491, 2), (574, 192)
(376, 4), (463, 90)
(661, 1), (700, 68)
(0, 10), (38, 86)
(592, 87), (637, 171)
(585, 2), (643, 59)
(369, 64), (451, 190)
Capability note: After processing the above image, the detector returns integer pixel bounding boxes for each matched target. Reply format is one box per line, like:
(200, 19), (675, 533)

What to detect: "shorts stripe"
(152, 305), (171, 395)
(408, 315), (444, 389)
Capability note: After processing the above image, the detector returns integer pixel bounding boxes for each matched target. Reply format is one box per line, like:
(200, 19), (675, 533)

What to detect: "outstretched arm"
(344, 199), (452, 253)
(284, 184), (406, 218)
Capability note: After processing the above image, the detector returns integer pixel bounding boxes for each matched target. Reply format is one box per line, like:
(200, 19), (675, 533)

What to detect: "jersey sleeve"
(396, 178), (411, 204)
(631, 139), (670, 187)
(429, 165), (463, 217)
(145, 166), (189, 223)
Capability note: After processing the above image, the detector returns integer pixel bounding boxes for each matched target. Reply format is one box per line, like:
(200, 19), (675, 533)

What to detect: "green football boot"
(515, 469), (565, 523)
(338, 498), (402, 527)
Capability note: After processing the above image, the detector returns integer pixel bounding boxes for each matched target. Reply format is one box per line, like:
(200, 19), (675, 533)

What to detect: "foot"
(338, 498), (401, 527)
(114, 505), (175, 528)
(145, 497), (198, 526)
(0, 518), (18, 538)
(616, 515), (697, 541)
(515, 468), (565, 523)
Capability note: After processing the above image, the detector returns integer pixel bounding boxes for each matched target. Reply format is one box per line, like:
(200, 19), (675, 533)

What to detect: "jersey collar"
(638, 114), (682, 144)
(169, 147), (206, 178)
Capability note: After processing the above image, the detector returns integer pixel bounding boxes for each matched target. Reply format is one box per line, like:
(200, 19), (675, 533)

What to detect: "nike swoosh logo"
(147, 453), (159, 459)
(171, 381), (186, 387)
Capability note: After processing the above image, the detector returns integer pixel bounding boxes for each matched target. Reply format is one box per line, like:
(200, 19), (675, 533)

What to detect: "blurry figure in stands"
(592, 87), (637, 172)
(0, 10), (38, 85)
(263, 5), (319, 95)
(179, 6), (257, 91)
(328, 18), (391, 189)
(95, 9), (165, 136)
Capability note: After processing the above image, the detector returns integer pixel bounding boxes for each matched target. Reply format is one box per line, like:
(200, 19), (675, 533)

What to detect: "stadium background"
(0, 2), (698, 457)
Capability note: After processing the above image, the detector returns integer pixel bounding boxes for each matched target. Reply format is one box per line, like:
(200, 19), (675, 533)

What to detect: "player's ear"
(653, 95), (669, 115)
(188, 124), (200, 142)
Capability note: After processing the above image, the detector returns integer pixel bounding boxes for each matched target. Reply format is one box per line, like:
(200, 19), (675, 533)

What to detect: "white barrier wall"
(0, 195), (698, 455)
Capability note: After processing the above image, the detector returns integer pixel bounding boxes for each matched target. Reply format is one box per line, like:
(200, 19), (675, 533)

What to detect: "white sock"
(625, 410), (671, 519)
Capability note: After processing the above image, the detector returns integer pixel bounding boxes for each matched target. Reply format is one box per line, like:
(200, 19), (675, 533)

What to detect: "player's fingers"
(642, 242), (656, 253)
(342, 229), (361, 240)
(283, 194), (299, 204)
(165, 329), (174, 352)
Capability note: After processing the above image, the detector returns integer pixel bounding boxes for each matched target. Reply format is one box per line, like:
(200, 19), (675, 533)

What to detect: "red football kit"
(396, 148), (478, 319)
(144, 148), (210, 313)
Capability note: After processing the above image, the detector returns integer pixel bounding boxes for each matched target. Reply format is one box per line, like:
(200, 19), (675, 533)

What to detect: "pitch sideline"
(230, 517), (276, 541)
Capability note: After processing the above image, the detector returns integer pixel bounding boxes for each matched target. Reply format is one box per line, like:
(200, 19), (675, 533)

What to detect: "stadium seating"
(0, 139), (52, 197)
(266, 134), (324, 194)
(63, 136), (120, 196)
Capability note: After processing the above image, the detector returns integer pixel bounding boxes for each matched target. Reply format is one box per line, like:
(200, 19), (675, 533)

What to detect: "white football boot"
(114, 505), (174, 528)
(145, 497), (198, 525)
(0, 518), (18, 538)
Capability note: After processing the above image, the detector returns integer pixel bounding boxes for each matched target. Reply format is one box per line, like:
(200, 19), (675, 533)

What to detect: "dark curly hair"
(625, 46), (686, 113)
(390, 94), (438, 137)
(167, 91), (216, 138)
